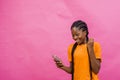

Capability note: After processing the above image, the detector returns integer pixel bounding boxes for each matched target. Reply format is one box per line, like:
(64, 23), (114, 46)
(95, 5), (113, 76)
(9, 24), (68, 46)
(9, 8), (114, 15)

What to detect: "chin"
(77, 41), (84, 45)
(76, 42), (81, 45)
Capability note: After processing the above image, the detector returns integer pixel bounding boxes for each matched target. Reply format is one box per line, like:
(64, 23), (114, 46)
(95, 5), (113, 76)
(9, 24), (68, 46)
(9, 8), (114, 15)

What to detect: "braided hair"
(71, 20), (89, 42)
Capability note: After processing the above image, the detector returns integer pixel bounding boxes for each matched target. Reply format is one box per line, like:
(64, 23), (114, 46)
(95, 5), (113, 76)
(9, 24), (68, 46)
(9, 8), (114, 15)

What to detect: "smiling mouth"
(76, 39), (81, 43)
(76, 39), (84, 44)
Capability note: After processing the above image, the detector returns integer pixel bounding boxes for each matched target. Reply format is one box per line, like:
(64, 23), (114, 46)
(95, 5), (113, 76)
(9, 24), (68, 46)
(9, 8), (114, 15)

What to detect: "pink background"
(0, 0), (120, 80)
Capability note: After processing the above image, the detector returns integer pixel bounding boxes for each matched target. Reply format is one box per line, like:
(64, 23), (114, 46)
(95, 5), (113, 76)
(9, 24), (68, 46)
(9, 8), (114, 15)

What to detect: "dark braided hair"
(71, 20), (89, 42)
(71, 20), (92, 80)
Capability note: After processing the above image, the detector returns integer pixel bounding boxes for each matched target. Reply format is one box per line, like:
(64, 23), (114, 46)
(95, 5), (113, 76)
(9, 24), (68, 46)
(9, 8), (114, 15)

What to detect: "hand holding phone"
(52, 55), (64, 68)
(52, 55), (61, 62)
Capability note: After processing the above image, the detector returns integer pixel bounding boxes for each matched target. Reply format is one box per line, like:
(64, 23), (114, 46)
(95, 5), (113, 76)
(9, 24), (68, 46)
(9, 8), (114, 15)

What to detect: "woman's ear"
(83, 31), (87, 36)
(84, 37), (87, 43)
(83, 31), (87, 43)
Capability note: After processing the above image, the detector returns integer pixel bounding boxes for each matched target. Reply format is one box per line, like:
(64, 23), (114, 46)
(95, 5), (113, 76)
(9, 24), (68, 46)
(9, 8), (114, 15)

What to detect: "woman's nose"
(78, 35), (82, 38)
(73, 36), (78, 40)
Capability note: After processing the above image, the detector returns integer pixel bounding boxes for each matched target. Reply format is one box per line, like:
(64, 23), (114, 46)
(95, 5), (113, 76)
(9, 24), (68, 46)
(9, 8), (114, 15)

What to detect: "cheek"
(81, 34), (86, 40)
(83, 32), (87, 38)
(80, 32), (85, 37)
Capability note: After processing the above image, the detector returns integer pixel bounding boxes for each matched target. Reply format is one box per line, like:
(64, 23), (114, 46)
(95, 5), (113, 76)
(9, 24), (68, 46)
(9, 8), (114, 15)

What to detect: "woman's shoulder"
(94, 42), (101, 48)
(68, 43), (75, 50)
(94, 42), (100, 45)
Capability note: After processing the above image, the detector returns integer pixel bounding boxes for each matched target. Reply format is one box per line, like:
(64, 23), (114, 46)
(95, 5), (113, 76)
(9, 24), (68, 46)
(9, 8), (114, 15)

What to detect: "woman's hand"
(52, 55), (72, 74)
(87, 38), (94, 48)
(52, 55), (64, 68)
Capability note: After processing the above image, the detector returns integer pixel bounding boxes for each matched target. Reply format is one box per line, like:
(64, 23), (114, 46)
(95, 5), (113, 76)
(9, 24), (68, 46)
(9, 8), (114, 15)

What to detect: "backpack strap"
(87, 48), (92, 80)
(71, 42), (78, 80)
(71, 43), (92, 80)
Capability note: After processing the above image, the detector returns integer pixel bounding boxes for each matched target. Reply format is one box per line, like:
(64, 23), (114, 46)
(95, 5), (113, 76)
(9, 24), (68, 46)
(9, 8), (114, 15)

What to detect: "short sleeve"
(67, 44), (74, 62)
(94, 42), (102, 61)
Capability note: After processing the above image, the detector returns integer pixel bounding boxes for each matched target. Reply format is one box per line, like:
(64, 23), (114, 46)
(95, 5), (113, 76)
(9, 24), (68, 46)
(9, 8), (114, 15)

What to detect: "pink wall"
(0, 0), (120, 80)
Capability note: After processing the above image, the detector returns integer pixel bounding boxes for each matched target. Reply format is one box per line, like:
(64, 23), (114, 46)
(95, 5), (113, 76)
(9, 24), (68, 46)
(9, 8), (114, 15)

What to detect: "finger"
(56, 62), (62, 64)
(89, 38), (94, 41)
(56, 63), (63, 67)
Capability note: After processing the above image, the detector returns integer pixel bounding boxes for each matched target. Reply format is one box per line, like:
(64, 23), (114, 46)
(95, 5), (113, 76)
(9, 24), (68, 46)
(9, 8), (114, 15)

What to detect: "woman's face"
(71, 27), (87, 44)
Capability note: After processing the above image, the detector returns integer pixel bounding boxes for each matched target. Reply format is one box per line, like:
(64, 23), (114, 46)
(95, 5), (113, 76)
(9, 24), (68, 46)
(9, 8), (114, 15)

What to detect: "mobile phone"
(52, 55), (61, 62)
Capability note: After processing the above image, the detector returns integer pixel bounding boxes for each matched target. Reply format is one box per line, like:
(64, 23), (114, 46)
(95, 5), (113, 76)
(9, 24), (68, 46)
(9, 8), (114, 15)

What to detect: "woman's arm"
(87, 47), (101, 74)
(87, 38), (101, 74)
(54, 59), (72, 74)
(59, 62), (72, 74)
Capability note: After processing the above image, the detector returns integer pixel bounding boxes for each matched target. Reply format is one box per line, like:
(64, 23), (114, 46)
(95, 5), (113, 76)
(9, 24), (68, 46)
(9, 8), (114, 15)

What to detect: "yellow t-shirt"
(68, 42), (102, 80)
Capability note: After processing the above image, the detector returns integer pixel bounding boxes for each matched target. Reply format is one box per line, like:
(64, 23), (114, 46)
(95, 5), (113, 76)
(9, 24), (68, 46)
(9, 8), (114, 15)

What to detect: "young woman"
(53, 20), (102, 80)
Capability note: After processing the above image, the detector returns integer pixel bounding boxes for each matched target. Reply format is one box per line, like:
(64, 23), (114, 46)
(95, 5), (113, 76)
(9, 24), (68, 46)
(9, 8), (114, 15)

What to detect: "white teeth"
(76, 40), (80, 44)
(76, 39), (80, 42)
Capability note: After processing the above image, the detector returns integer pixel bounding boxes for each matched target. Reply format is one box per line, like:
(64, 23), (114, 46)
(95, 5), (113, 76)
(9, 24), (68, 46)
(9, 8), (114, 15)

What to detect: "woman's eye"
(72, 34), (79, 38)
(76, 34), (79, 36)
(74, 33), (79, 36)
(72, 34), (78, 37)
